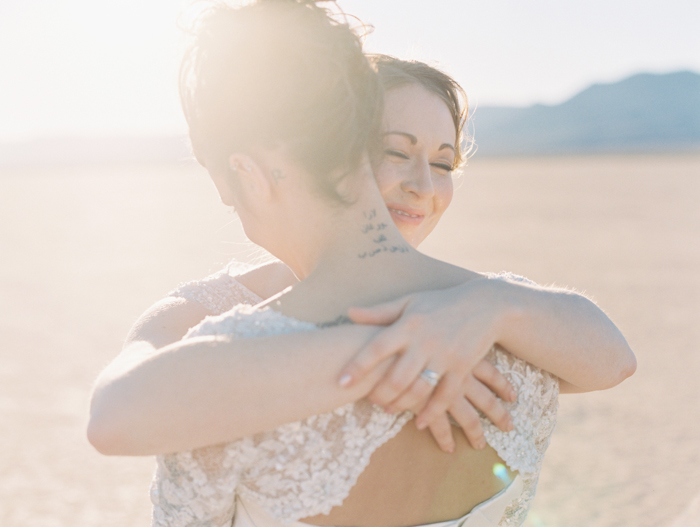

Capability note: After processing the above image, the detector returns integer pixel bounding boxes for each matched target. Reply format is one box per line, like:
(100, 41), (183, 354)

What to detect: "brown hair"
(180, 0), (383, 202)
(371, 54), (469, 169)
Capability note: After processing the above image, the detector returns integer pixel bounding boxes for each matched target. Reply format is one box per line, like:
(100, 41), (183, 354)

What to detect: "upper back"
(302, 417), (515, 527)
(271, 255), (481, 327)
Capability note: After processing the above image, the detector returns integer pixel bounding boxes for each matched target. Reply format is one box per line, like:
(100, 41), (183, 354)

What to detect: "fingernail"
(447, 444), (455, 454)
(478, 439), (486, 449)
(507, 420), (514, 432)
(339, 374), (352, 387)
(416, 419), (426, 430)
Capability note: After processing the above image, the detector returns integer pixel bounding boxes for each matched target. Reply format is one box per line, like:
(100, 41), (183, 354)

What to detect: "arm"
(340, 276), (636, 448)
(89, 320), (390, 456)
(89, 282), (513, 456)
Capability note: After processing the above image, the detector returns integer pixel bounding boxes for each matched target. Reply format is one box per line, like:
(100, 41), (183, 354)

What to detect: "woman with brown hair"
(88, 2), (634, 525)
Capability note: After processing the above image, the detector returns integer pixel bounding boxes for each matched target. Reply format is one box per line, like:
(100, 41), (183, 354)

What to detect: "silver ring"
(420, 369), (441, 387)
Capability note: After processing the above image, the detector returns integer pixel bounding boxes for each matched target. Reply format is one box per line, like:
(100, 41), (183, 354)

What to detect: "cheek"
(434, 176), (454, 216)
(373, 161), (402, 197)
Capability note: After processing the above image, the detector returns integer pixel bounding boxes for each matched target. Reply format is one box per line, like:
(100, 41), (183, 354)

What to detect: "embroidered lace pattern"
(152, 272), (559, 527)
(169, 268), (263, 315)
(482, 347), (559, 525)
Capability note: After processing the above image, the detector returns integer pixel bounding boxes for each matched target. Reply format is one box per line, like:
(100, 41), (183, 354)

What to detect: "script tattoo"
(357, 209), (409, 259)
(271, 169), (285, 184)
(317, 315), (353, 328)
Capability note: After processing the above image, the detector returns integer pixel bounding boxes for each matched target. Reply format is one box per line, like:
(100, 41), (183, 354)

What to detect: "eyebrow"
(383, 131), (417, 144)
(383, 131), (455, 154)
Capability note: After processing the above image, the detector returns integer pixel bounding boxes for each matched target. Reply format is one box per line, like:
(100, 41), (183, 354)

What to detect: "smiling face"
(374, 83), (457, 248)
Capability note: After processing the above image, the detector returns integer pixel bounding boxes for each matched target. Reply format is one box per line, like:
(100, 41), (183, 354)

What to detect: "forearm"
(88, 326), (387, 456)
(491, 279), (636, 392)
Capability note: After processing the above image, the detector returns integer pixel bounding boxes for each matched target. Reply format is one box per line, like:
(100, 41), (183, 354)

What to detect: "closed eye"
(385, 149), (409, 160)
(431, 162), (453, 173)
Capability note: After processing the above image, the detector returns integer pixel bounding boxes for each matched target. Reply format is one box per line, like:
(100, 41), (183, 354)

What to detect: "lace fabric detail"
(153, 306), (411, 527)
(169, 269), (264, 315)
(481, 348), (559, 526)
(151, 445), (240, 527)
(236, 400), (411, 520)
(481, 347), (558, 475)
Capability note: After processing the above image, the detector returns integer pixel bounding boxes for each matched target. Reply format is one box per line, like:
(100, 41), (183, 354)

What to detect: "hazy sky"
(1, 0), (698, 141)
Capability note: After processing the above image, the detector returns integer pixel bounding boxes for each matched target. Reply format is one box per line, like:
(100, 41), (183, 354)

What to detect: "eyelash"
(385, 149), (453, 173)
(385, 149), (409, 160)
(431, 163), (453, 173)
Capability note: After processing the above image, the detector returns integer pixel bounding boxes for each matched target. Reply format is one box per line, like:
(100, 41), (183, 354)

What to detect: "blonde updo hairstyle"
(371, 55), (469, 170)
(180, 0), (383, 202)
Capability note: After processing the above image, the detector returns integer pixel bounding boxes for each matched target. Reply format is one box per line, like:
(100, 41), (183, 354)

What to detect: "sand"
(1, 154), (698, 526)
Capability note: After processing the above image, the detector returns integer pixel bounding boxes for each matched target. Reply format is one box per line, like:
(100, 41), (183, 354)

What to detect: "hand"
(339, 279), (517, 451)
(419, 359), (515, 453)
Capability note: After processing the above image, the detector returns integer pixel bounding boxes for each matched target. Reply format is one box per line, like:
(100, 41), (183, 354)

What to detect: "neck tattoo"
(357, 208), (409, 259)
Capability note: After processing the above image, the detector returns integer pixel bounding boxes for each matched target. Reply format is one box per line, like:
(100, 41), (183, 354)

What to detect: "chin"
(410, 237), (426, 249)
(400, 231), (424, 249)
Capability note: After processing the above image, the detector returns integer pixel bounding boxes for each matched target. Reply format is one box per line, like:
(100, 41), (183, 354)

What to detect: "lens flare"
(492, 463), (511, 484)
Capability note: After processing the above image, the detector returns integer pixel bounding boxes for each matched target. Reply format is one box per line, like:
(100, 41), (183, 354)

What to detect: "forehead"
(382, 84), (456, 146)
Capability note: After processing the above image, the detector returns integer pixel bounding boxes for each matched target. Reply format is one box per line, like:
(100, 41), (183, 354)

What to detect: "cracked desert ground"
(1, 153), (698, 527)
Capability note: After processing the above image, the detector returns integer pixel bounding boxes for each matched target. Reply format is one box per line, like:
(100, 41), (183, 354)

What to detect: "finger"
(415, 373), (462, 431)
(347, 296), (410, 326)
(367, 350), (433, 407)
(463, 375), (513, 433)
(425, 414), (456, 453)
(473, 359), (517, 402)
(447, 398), (487, 450)
(338, 327), (409, 388)
(383, 373), (436, 414)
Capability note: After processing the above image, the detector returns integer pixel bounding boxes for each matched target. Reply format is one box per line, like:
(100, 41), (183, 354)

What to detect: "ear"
(228, 153), (273, 205)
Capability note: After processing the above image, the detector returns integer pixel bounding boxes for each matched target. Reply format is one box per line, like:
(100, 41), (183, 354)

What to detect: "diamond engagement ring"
(420, 369), (441, 387)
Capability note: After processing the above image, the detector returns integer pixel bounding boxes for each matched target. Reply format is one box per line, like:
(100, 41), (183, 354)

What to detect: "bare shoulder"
(423, 257), (484, 289)
(124, 296), (212, 351)
(235, 260), (298, 300)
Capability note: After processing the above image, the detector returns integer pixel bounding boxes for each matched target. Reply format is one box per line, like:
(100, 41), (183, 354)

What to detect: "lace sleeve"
(168, 269), (264, 315)
(480, 346), (559, 526)
(151, 443), (243, 527)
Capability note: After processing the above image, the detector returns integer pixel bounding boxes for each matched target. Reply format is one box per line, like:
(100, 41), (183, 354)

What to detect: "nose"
(400, 159), (434, 199)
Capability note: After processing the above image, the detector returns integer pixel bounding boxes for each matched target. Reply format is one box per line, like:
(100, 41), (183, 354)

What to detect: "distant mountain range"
(1, 70), (698, 167)
(472, 70), (700, 156)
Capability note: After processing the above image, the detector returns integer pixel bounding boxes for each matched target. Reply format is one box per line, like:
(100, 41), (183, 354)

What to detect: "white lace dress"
(151, 269), (559, 527)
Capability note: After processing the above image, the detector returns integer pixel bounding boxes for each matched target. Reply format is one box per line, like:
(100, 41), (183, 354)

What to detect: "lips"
(387, 204), (425, 225)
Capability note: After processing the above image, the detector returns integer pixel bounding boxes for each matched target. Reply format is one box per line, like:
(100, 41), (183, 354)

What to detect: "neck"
(283, 172), (416, 283)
